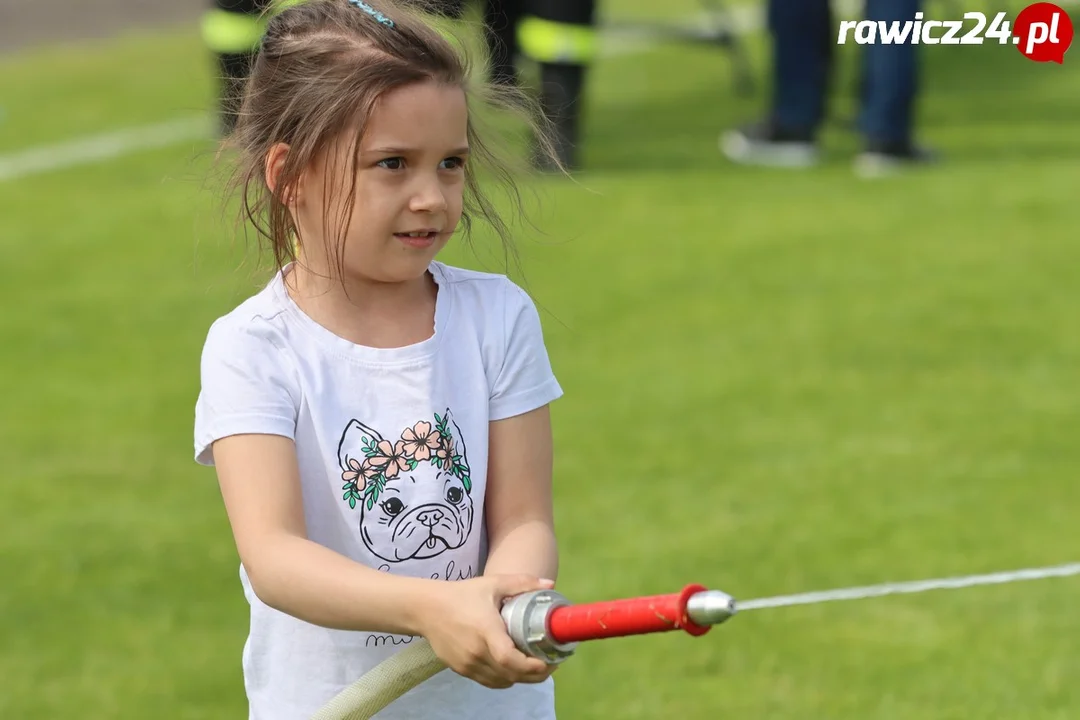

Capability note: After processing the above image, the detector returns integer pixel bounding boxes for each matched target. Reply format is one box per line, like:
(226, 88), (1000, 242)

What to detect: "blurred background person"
(721, 0), (937, 176)
(201, 0), (597, 170)
(432, 0), (598, 171)
(201, 0), (283, 135)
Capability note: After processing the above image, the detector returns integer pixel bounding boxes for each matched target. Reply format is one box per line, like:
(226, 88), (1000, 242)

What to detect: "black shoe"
(854, 139), (939, 178)
(720, 119), (818, 168)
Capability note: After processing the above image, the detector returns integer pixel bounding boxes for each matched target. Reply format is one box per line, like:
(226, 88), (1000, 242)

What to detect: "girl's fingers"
(487, 634), (548, 679)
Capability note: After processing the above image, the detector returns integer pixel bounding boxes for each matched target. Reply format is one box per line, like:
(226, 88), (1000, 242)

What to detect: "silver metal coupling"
(500, 589), (579, 664)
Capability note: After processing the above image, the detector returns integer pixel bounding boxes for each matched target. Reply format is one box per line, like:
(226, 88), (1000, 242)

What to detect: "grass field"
(2, 1), (1080, 718)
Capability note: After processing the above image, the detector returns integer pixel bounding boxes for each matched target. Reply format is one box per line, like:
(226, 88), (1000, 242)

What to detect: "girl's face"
(296, 80), (469, 285)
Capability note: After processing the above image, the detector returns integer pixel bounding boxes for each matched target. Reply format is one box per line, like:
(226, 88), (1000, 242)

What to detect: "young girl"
(193, 1), (567, 717)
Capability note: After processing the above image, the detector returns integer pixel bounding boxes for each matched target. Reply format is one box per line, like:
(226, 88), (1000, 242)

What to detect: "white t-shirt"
(193, 261), (563, 720)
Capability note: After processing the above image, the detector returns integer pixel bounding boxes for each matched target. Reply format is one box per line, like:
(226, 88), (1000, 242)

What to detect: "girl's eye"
(377, 158), (404, 170)
(440, 157), (465, 170)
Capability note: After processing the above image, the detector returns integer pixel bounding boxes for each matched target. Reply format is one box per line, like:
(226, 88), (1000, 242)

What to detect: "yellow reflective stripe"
(517, 17), (597, 64)
(201, 1), (308, 53)
(201, 9), (267, 53)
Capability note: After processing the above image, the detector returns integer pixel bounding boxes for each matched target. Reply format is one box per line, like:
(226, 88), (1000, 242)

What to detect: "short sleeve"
(489, 280), (563, 421)
(193, 318), (300, 466)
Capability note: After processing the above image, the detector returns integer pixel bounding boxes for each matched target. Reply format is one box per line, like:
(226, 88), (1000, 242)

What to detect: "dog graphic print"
(337, 410), (474, 563)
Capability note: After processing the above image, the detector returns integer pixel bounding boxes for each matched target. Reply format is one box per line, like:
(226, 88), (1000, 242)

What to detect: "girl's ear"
(265, 142), (300, 206)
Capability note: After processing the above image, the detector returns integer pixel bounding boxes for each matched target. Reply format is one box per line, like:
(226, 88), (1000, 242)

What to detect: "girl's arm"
(213, 432), (556, 688)
(212, 433), (435, 635)
(482, 405), (559, 582)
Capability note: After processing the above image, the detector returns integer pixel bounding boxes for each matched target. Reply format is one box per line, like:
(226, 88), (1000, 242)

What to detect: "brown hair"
(219, 0), (563, 280)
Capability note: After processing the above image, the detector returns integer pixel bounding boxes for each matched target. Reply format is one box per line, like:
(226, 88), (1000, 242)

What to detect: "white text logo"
(836, 4), (1074, 63)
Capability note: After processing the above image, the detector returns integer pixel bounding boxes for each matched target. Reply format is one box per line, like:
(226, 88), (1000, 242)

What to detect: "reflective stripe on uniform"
(201, 0), (308, 54)
(517, 16), (597, 64)
(201, 9), (267, 53)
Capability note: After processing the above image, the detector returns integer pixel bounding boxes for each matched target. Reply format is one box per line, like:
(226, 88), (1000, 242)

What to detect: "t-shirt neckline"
(270, 261), (452, 365)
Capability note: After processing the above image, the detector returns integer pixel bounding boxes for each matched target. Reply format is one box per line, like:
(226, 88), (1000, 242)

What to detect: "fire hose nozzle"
(501, 585), (737, 664)
(500, 589), (579, 665)
(312, 585), (735, 720)
(686, 589), (738, 626)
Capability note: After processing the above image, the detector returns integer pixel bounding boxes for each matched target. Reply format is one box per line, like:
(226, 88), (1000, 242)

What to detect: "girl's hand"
(417, 574), (559, 689)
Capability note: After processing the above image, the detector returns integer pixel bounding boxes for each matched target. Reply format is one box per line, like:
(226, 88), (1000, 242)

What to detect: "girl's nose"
(410, 174), (448, 213)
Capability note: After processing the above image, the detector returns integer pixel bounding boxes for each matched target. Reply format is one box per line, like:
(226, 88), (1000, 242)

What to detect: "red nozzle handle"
(546, 583), (711, 644)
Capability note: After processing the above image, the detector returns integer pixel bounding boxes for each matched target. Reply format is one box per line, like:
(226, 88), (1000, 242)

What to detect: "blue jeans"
(768, 0), (921, 145)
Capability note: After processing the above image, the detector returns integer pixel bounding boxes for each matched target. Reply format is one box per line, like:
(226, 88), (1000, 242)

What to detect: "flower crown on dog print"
(341, 412), (472, 511)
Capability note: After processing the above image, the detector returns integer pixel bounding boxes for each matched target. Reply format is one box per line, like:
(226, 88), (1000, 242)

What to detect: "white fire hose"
(310, 585), (737, 720)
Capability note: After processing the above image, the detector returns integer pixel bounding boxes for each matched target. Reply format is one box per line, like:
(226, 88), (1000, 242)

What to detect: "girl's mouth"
(394, 230), (439, 248)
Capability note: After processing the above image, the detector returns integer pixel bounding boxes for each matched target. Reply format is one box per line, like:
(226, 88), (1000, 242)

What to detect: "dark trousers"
(424, 0), (523, 85)
(434, 0), (597, 82)
(769, 0), (920, 145)
(433, 0), (597, 169)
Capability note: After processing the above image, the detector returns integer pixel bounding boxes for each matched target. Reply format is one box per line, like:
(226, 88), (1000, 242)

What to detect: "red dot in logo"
(1014, 2), (1074, 63)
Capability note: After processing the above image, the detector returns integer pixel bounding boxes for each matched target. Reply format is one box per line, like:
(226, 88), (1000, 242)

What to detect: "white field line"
(0, 115), (210, 182)
(738, 562), (1080, 611)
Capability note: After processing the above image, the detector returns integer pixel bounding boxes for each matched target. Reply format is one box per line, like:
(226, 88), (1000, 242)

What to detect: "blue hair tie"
(347, 0), (395, 27)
